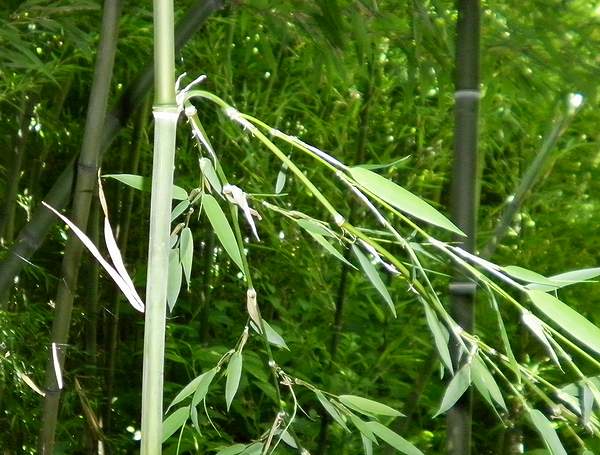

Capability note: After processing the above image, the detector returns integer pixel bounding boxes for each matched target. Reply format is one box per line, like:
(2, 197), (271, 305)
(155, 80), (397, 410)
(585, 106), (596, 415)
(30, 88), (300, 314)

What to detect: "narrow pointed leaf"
(348, 413), (377, 443)
(352, 245), (395, 317)
(527, 267), (600, 291)
(255, 320), (289, 350)
(308, 231), (355, 269)
(365, 421), (424, 455)
(275, 168), (287, 194)
(502, 266), (556, 286)
(522, 311), (561, 367)
(315, 391), (350, 432)
(361, 434), (373, 455)
(171, 200), (190, 222)
(528, 409), (567, 455)
(296, 218), (335, 237)
(471, 356), (506, 411)
(167, 370), (209, 412)
(527, 290), (600, 356)
(202, 194), (244, 273)
(339, 395), (403, 417)
(349, 167), (464, 236)
(103, 174), (188, 200)
(357, 156), (410, 170)
(162, 407), (189, 442)
(199, 157), (222, 194)
(216, 444), (248, 455)
(43, 202), (144, 312)
(225, 352), (243, 411)
(180, 227), (193, 287)
(423, 302), (453, 374)
(190, 405), (201, 436)
(192, 368), (218, 407)
(435, 364), (471, 416)
(167, 248), (182, 312)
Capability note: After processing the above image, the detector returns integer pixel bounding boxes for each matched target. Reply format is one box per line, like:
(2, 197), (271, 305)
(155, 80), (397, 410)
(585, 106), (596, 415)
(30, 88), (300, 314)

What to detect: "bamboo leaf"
(167, 248), (182, 312)
(190, 405), (201, 436)
(435, 364), (471, 417)
(307, 230), (355, 269)
(521, 311), (561, 368)
(339, 395), (403, 417)
(251, 320), (289, 350)
(471, 356), (507, 411)
(202, 194), (244, 274)
(502, 265), (556, 286)
(216, 444), (248, 455)
(423, 302), (453, 374)
(199, 157), (222, 194)
(527, 267), (600, 291)
(361, 434), (373, 455)
(527, 290), (600, 356)
(180, 227), (193, 287)
(365, 421), (424, 455)
(192, 368), (218, 407)
(275, 163), (287, 194)
(348, 167), (464, 236)
(315, 391), (350, 432)
(279, 429), (297, 448)
(161, 406), (188, 442)
(348, 413), (378, 443)
(296, 218), (335, 237)
(167, 371), (206, 412)
(357, 156), (410, 170)
(171, 200), (190, 222)
(352, 245), (395, 317)
(225, 352), (243, 411)
(42, 202), (144, 312)
(103, 174), (188, 200)
(240, 442), (264, 454)
(528, 409), (567, 455)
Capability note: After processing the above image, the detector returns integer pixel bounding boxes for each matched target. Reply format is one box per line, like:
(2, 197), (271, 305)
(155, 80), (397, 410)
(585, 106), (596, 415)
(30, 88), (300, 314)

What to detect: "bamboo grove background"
(1, 0), (600, 453)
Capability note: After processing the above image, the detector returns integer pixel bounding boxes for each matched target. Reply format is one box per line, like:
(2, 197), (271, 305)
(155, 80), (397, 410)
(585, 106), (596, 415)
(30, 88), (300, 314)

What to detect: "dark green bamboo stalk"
(140, 0), (178, 451)
(0, 0), (225, 303)
(38, 0), (122, 451)
(447, 1), (480, 454)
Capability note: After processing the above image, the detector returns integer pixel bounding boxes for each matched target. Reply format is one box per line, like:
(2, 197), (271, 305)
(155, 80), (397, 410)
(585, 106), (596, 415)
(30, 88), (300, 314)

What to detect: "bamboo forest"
(2, 0), (600, 454)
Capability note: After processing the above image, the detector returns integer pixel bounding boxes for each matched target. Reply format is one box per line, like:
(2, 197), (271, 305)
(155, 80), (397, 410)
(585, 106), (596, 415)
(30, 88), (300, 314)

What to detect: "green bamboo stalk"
(140, 0), (177, 451)
(0, 0), (224, 303)
(38, 0), (123, 451)
(447, 1), (480, 454)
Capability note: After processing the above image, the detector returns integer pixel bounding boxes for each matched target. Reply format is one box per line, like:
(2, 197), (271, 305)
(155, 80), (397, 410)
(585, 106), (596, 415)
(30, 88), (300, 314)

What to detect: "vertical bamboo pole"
(140, 0), (177, 452)
(447, 1), (480, 454)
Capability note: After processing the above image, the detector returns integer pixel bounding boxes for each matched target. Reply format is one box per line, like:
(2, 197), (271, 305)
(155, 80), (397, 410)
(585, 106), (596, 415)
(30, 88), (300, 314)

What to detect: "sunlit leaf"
(202, 194), (244, 274)
(352, 245), (395, 317)
(361, 434), (373, 455)
(180, 227), (193, 287)
(365, 421), (424, 455)
(435, 364), (471, 417)
(315, 391), (350, 432)
(161, 406), (188, 442)
(527, 267), (600, 291)
(423, 302), (453, 374)
(339, 395), (403, 417)
(528, 290), (600, 356)
(167, 248), (182, 312)
(226, 351), (243, 411)
(103, 173), (188, 200)
(528, 408), (567, 455)
(521, 311), (560, 368)
(471, 356), (506, 411)
(502, 266), (556, 286)
(192, 368), (218, 407)
(348, 167), (464, 236)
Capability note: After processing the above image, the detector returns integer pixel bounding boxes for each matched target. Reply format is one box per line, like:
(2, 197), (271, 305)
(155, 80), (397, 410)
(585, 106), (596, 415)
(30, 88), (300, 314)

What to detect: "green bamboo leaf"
(361, 434), (373, 455)
(190, 404), (201, 435)
(365, 421), (424, 455)
(279, 429), (297, 448)
(216, 444), (248, 455)
(435, 364), (471, 417)
(348, 167), (464, 236)
(161, 406), (188, 442)
(296, 218), (335, 237)
(352, 245), (395, 317)
(423, 302), (453, 374)
(167, 369), (213, 412)
(339, 395), (403, 417)
(522, 311), (561, 367)
(180, 227), (193, 288)
(527, 290), (600, 356)
(357, 156), (410, 170)
(502, 266), (556, 286)
(191, 368), (218, 407)
(202, 194), (244, 274)
(251, 320), (289, 350)
(167, 248), (182, 312)
(527, 267), (600, 291)
(307, 231), (356, 269)
(199, 157), (222, 194)
(528, 409), (567, 455)
(225, 351), (243, 411)
(315, 391), (350, 432)
(240, 442), (264, 454)
(471, 356), (507, 411)
(348, 413), (378, 443)
(171, 200), (190, 222)
(103, 174), (188, 200)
